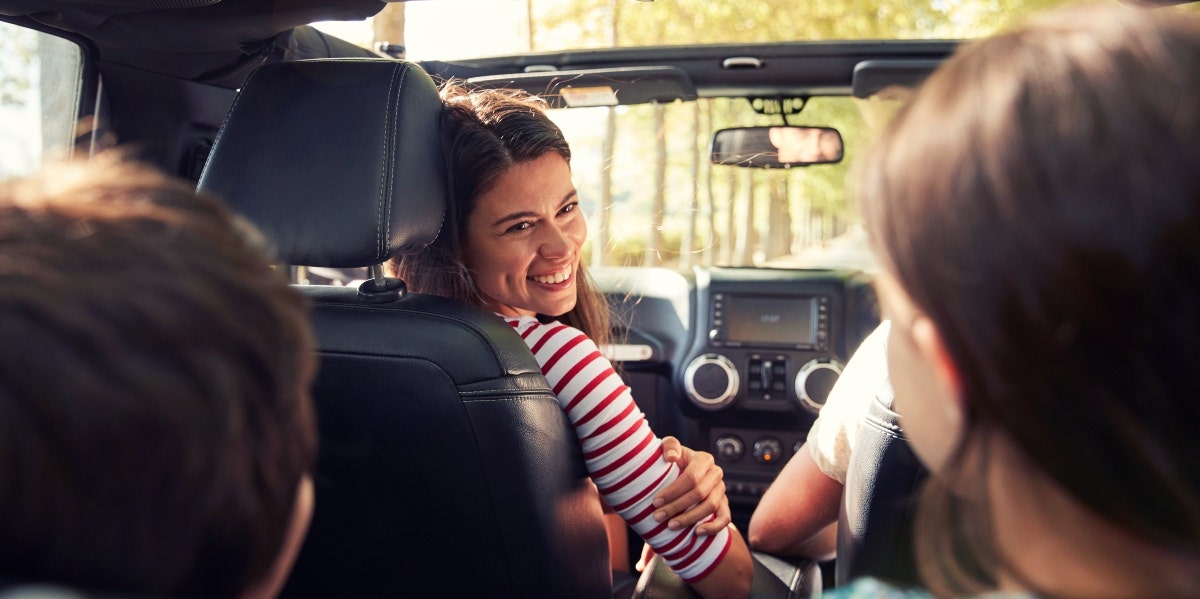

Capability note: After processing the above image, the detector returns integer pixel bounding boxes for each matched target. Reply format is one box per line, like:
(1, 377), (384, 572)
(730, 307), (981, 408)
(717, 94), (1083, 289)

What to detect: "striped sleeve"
(506, 315), (732, 582)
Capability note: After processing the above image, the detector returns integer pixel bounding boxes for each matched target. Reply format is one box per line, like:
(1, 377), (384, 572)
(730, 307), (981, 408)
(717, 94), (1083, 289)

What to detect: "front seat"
(835, 389), (928, 588)
(198, 59), (611, 598)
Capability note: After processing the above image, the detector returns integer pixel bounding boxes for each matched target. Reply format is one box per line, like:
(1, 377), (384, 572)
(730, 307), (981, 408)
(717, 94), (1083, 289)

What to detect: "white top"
(805, 320), (893, 484)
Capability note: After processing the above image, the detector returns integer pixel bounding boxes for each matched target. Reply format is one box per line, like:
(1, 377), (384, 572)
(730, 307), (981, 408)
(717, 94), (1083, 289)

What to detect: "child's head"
(859, 3), (1200, 593)
(0, 155), (317, 598)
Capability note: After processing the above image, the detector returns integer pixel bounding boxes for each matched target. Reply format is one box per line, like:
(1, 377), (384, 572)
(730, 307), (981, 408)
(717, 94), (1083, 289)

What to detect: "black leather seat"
(632, 551), (820, 599)
(835, 389), (928, 588)
(198, 59), (610, 598)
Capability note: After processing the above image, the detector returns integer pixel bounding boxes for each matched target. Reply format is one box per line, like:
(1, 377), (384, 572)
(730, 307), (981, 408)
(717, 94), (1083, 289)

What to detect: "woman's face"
(463, 152), (585, 319)
(874, 270), (964, 474)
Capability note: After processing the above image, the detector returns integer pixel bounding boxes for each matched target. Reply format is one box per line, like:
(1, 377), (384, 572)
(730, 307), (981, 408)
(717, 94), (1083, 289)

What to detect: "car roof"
(0, 0), (956, 100)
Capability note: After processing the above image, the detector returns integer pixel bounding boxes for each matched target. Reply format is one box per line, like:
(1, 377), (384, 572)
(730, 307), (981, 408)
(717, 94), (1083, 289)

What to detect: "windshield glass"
(318, 0), (1193, 275)
(548, 94), (903, 272)
(403, 0), (1066, 61)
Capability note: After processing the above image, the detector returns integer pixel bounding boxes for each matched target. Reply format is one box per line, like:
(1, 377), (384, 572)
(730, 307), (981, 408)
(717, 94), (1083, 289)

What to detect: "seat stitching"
(379, 63), (402, 259)
(459, 395), (559, 403)
(458, 389), (556, 397)
(385, 65), (408, 259)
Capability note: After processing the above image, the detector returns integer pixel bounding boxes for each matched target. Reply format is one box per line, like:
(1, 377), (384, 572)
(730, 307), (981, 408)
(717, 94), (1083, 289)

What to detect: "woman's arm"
(508, 316), (752, 598)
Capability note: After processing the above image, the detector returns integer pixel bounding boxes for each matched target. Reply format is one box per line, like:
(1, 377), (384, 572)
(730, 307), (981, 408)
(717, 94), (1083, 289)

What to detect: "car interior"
(0, 0), (966, 596)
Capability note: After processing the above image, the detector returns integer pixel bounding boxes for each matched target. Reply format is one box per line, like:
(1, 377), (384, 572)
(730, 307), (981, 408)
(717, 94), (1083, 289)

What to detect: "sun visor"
(468, 66), (697, 108)
(851, 59), (943, 98)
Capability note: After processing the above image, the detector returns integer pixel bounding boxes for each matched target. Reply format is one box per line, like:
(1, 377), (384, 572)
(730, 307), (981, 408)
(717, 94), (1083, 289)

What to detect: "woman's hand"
(653, 436), (732, 536)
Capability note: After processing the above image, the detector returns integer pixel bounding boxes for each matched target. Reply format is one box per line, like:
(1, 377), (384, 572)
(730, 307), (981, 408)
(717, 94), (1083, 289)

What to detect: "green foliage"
(530, 0), (1077, 51)
(536, 0), (1085, 269)
(0, 23), (37, 107)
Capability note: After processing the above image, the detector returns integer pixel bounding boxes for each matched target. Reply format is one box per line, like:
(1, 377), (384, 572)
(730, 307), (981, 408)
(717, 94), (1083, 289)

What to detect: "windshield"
(402, 0), (1065, 61)
(316, 0), (1176, 275)
(547, 95), (899, 272)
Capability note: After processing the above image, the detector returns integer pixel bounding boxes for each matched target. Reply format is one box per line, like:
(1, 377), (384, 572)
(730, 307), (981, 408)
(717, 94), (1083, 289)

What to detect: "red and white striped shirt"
(505, 314), (732, 583)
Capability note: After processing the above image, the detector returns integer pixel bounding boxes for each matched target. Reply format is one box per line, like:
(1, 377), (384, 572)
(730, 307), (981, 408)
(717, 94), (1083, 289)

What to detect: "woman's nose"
(539, 223), (574, 258)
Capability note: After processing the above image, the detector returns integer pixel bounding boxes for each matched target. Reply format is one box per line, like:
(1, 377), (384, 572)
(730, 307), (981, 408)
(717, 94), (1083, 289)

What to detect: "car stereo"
(709, 292), (830, 351)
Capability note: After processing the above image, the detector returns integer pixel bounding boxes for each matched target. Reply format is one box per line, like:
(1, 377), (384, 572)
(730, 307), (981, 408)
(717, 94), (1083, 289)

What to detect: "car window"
(0, 22), (82, 180)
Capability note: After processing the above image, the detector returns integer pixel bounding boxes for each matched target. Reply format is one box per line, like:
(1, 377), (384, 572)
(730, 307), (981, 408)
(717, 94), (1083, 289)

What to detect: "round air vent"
(794, 358), (844, 413)
(683, 354), (739, 411)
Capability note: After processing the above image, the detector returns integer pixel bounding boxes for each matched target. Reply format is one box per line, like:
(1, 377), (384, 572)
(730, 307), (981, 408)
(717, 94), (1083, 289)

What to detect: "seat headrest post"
(198, 59), (447, 268)
(357, 275), (406, 303)
(369, 263), (386, 286)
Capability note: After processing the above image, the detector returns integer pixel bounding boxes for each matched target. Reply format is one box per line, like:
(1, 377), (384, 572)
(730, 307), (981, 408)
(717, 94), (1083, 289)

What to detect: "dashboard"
(595, 265), (879, 528)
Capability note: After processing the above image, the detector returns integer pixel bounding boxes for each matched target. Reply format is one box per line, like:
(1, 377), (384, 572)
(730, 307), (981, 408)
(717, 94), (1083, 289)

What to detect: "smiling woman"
(389, 82), (754, 598)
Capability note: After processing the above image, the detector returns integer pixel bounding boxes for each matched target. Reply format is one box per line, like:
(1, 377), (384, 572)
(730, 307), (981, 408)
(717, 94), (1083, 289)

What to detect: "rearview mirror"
(711, 126), (843, 168)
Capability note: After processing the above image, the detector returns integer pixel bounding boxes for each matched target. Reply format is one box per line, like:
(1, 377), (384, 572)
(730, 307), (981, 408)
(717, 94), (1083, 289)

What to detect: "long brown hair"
(858, 4), (1200, 595)
(389, 81), (611, 346)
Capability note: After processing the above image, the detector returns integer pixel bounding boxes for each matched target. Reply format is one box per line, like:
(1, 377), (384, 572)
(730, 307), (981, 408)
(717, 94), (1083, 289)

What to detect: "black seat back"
(198, 59), (610, 598)
(835, 390), (928, 588)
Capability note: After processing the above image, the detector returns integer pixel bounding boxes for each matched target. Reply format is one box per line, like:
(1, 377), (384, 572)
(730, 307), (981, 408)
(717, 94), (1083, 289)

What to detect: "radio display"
(725, 295), (817, 346)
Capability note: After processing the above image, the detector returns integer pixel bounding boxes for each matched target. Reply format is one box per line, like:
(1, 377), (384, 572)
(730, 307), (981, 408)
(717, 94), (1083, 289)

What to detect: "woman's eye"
(506, 221), (533, 234)
(559, 202), (578, 215)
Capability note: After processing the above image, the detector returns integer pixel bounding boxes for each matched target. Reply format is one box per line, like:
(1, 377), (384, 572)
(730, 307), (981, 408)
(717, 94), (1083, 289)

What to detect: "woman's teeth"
(530, 265), (572, 285)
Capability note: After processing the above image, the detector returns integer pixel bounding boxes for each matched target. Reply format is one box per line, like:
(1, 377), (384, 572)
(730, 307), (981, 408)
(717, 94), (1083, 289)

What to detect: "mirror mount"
(747, 96), (810, 125)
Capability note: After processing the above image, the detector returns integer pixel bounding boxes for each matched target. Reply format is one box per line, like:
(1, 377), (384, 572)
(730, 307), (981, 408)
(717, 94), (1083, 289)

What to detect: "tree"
(644, 102), (666, 266)
(371, 3), (405, 51)
(528, 0), (1077, 268)
(765, 172), (791, 260)
(679, 102), (700, 269)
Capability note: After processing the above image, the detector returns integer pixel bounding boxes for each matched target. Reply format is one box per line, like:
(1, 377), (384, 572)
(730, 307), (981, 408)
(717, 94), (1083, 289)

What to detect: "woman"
(389, 84), (752, 597)
(841, 3), (1200, 597)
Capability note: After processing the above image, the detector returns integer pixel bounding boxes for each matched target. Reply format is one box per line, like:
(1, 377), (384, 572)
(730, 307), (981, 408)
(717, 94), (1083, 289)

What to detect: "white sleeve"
(806, 320), (892, 484)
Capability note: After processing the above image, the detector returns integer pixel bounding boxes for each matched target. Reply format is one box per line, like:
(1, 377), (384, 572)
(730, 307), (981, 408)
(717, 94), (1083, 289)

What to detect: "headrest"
(198, 59), (446, 267)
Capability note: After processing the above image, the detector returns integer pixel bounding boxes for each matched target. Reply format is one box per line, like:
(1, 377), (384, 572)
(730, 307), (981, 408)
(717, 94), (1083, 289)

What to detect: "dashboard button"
(715, 435), (744, 462)
(752, 438), (783, 464)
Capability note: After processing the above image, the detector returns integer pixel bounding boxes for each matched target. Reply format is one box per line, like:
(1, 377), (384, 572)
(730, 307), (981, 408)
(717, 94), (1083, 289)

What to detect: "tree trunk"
(736, 169), (757, 265)
(723, 169), (737, 265)
(645, 102), (666, 267)
(765, 172), (792, 260)
(595, 105), (617, 268)
(371, 3), (405, 50)
(526, 0), (535, 51)
(702, 102), (716, 267)
(679, 102), (700, 269)
(593, 0), (619, 268)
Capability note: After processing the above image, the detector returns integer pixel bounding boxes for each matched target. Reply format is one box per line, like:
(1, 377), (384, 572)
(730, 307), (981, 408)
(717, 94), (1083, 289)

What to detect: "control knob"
(683, 353), (739, 411)
(715, 435), (745, 462)
(794, 358), (845, 412)
(752, 437), (783, 464)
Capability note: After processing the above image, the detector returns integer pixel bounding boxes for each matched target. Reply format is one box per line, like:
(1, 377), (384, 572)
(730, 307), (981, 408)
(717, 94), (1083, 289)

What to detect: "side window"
(0, 22), (82, 179)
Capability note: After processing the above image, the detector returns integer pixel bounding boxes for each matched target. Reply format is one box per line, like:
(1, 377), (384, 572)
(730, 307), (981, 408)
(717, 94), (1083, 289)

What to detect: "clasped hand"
(652, 436), (731, 536)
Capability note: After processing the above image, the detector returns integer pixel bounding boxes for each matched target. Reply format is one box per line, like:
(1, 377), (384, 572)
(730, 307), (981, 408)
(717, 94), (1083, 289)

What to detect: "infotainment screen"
(725, 295), (816, 346)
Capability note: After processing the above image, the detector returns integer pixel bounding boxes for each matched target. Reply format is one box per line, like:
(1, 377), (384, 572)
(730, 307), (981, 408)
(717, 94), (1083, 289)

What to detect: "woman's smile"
(529, 264), (573, 286)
